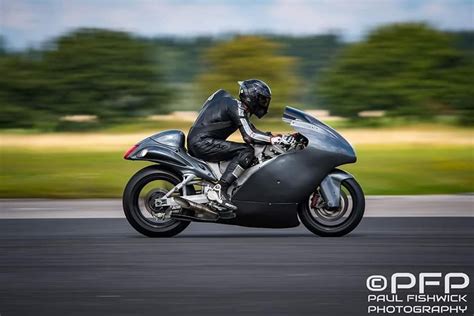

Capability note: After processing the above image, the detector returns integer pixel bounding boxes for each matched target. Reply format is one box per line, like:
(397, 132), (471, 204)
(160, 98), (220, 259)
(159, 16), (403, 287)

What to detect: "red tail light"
(123, 144), (138, 159)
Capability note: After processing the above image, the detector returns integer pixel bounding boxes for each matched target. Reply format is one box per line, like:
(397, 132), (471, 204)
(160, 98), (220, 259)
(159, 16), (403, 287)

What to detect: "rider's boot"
(208, 183), (236, 219)
(207, 171), (239, 219)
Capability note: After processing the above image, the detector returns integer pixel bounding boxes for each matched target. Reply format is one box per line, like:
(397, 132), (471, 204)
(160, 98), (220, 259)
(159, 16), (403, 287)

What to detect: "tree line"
(1, 23), (472, 129)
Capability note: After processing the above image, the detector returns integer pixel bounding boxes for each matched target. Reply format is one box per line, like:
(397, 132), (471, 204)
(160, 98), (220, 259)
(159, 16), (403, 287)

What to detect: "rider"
(187, 79), (290, 218)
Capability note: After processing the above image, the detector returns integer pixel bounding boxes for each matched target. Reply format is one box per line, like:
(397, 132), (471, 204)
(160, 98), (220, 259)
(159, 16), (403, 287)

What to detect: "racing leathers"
(187, 89), (272, 209)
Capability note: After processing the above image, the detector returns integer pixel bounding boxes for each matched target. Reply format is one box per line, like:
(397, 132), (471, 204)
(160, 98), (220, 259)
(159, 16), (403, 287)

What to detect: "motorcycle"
(122, 106), (365, 237)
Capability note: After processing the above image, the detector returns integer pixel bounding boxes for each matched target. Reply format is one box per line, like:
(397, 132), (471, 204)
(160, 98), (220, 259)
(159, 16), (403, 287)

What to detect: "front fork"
(319, 170), (354, 209)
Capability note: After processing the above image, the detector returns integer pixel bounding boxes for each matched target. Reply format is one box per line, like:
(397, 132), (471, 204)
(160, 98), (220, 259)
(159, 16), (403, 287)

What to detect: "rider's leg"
(188, 137), (248, 162)
(188, 137), (255, 212)
(217, 146), (254, 202)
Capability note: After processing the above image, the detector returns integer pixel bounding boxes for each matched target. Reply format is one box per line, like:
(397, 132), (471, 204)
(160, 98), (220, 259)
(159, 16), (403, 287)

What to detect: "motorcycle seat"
(150, 130), (185, 148)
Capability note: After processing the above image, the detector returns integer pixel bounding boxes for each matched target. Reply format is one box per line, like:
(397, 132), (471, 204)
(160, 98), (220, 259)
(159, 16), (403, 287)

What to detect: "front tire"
(123, 166), (193, 237)
(298, 178), (365, 237)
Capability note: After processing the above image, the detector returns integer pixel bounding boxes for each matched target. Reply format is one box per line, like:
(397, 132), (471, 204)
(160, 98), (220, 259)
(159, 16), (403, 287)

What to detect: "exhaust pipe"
(174, 196), (218, 216)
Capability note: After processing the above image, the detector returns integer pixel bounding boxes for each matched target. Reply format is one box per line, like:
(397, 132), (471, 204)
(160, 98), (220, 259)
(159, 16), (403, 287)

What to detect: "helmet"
(238, 79), (271, 118)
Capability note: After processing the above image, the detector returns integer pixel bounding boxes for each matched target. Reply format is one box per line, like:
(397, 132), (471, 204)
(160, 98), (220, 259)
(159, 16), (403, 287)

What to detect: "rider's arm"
(249, 121), (272, 137)
(235, 102), (272, 145)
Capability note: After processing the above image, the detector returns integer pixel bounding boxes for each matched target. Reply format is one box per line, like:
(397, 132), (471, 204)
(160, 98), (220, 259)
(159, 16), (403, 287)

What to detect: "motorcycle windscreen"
(283, 106), (337, 134)
(282, 106), (356, 160)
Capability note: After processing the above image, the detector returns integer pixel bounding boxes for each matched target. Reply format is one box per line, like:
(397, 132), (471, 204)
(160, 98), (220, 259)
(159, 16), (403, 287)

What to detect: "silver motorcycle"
(122, 106), (365, 237)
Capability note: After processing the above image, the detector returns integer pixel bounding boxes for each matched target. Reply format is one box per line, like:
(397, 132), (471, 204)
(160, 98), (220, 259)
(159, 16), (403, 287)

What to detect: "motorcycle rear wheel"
(123, 166), (193, 237)
(298, 178), (365, 237)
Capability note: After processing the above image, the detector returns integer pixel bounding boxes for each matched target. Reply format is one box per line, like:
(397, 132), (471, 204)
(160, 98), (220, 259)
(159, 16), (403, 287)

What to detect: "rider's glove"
(270, 136), (283, 145)
(271, 134), (296, 146)
(282, 134), (296, 146)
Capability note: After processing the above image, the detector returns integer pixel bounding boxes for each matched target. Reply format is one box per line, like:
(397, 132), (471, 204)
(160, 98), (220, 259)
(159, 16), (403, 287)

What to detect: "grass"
(0, 144), (472, 198)
(345, 144), (473, 195)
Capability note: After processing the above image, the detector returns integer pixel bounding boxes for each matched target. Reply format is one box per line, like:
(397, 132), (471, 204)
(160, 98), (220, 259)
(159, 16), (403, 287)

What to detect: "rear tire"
(123, 166), (193, 237)
(298, 178), (365, 237)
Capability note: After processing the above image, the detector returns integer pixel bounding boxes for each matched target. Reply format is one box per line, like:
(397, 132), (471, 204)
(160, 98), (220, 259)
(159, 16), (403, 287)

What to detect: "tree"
(0, 36), (6, 55)
(151, 36), (216, 83)
(0, 29), (173, 129)
(0, 53), (51, 128)
(272, 34), (343, 106)
(316, 23), (473, 121)
(196, 36), (298, 116)
(41, 28), (171, 120)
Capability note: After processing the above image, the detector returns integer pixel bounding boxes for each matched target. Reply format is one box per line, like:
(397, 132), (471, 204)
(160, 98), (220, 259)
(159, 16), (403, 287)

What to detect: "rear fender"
(319, 169), (354, 208)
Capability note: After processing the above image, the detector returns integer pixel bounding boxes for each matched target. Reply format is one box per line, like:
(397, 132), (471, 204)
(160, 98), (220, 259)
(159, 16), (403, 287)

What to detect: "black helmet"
(238, 79), (271, 118)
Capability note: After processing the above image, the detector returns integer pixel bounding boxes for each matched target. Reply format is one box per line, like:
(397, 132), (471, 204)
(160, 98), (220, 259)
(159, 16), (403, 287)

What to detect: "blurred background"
(0, 0), (472, 198)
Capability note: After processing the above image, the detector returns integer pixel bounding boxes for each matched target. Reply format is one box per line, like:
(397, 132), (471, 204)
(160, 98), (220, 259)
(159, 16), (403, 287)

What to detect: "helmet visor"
(257, 94), (270, 109)
(255, 94), (271, 118)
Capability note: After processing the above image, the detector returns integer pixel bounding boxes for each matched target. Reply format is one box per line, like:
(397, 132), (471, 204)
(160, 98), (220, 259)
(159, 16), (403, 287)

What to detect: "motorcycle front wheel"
(298, 178), (365, 237)
(123, 166), (194, 237)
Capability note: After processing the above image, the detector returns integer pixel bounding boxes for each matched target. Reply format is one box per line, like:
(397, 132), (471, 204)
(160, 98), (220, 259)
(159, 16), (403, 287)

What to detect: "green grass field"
(0, 144), (472, 198)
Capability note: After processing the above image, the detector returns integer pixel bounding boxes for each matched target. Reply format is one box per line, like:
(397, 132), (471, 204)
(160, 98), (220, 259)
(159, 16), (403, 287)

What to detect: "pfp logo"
(366, 272), (470, 314)
(366, 273), (470, 294)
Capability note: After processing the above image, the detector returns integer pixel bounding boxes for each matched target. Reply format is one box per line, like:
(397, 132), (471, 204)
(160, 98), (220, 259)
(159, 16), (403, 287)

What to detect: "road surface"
(0, 216), (473, 316)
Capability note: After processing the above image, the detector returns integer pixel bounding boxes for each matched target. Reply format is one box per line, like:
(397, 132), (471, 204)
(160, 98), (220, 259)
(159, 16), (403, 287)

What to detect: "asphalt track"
(0, 217), (473, 316)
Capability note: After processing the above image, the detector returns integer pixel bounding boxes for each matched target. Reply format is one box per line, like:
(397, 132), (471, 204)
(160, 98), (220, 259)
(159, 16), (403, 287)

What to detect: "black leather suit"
(187, 89), (272, 187)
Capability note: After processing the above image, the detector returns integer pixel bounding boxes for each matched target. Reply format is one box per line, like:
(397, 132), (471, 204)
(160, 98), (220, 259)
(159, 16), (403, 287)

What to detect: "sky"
(1, 0), (473, 49)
